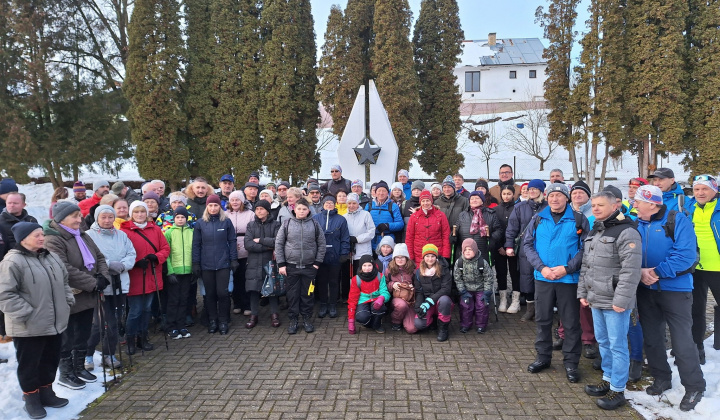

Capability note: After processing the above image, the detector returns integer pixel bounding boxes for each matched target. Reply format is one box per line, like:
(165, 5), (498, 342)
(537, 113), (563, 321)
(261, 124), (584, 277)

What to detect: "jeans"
(126, 293), (154, 338)
(592, 308), (632, 392)
(628, 308), (643, 362)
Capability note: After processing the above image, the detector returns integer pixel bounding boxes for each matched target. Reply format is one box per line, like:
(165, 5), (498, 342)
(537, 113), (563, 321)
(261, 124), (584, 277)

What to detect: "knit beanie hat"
(11, 222), (43, 244)
(528, 179), (546, 191)
(278, 181), (291, 189)
(469, 190), (485, 201)
(570, 180), (591, 198)
(397, 169), (409, 178)
(255, 199), (272, 213)
(430, 183), (442, 192)
(546, 183), (570, 199)
(461, 238), (478, 257)
(72, 181), (86, 194)
(419, 190), (433, 201)
(351, 179), (363, 189)
(376, 235), (396, 254)
(142, 191), (160, 205)
(206, 194), (221, 206)
(346, 193), (360, 204)
(259, 189), (274, 200)
(375, 180), (390, 193)
(94, 180), (110, 191)
(411, 180), (425, 191)
(474, 179), (490, 191)
(129, 201), (149, 216)
(634, 185), (663, 205)
(168, 192), (187, 206)
(422, 243), (439, 258)
(229, 190), (246, 202)
(442, 175), (454, 188)
(693, 176), (718, 193)
(174, 206), (189, 218)
(322, 195), (337, 205)
(390, 182), (403, 192)
(53, 201), (81, 223)
(393, 243), (410, 260)
(359, 254), (374, 267)
(94, 204), (116, 222)
(307, 183), (321, 193)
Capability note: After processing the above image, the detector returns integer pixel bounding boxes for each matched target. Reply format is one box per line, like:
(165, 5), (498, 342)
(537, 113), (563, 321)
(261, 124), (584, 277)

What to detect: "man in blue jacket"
(365, 181), (404, 253)
(524, 183), (589, 383)
(634, 185), (705, 412)
(648, 168), (686, 212)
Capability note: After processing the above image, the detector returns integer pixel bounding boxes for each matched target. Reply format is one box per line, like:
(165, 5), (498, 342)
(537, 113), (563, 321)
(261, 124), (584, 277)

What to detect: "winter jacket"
(309, 200), (323, 216)
(577, 212), (641, 310)
(588, 203), (636, 226)
(347, 273), (391, 319)
(156, 206), (198, 232)
(357, 192), (371, 209)
(401, 195), (421, 220)
(455, 207), (503, 264)
(523, 205), (589, 284)
(192, 215), (238, 271)
(187, 196), (207, 218)
(43, 220), (109, 314)
(454, 256), (495, 293)
(0, 209), (38, 260)
(489, 179), (522, 203)
(504, 198), (547, 293)
(636, 206), (697, 292)
(0, 247), (74, 337)
(124, 188), (142, 206)
(386, 267), (415, 294)
(86, 222), (137, 294)
(120, 220), (170, 296)
(277, 202), (318, 225)
(622, 199), (639, 216)
(663, 183), (686, 212)
(227, 209), (255, 259)
(321, 177), (352, 196)
(275, 215), (326, 268)
(343, 208), (375, 260)
(402, 182), (412, 199)
(413, 259), (452, 313)
(244, 215), (281, 292)
(686, 197), (720, 266)
(365, 199), (404, 251)
(78, 193), (102, 217)
(573, 201), (593, 218)
(434, 192), (469, 229)
(406, 206), (451, 263)
(164, 225), (193, 275)
(456, 187), (471, 199)
(494, 200), (516, 244)
(313, 209), (350, 265)
(335, 203), (348, 216)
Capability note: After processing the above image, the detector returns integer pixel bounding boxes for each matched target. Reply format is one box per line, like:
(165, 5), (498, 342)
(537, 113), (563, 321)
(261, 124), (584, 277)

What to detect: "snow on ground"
(18, 182), (55, 225)
(628, 335), (719, 419)
(0, 342), (116, 420)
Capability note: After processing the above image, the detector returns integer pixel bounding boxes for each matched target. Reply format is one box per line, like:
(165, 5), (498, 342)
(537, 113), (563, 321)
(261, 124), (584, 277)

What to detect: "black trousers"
(340, 260), (355, 301)
(316, 263), (341, 305)
(534, 280), (581, 367)
(637, 287), (706, 392)
(14, 334), (63, 392)
(61, 308), (95, 358)
(231, 258), (249, 312)
(494, 253), (520, 291)
(356, 301), (386, 327)
(202, 269), (231, 323)
(166, 274), (193, 331)
(87, 294), (125, 357)
(285, 266), (316, 319)
(0, 309), (6, 336)
(691, 270), (720, 348)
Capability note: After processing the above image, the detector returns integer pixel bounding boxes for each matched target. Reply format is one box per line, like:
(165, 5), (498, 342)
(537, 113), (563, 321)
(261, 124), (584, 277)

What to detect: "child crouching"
(348, 255), (391, 334)
(454, 239), (496, 334)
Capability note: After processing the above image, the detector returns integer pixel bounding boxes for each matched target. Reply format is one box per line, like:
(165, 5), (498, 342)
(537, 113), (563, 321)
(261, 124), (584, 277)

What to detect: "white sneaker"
(102, 355), (122, 369)
(84, 356), (94, 371)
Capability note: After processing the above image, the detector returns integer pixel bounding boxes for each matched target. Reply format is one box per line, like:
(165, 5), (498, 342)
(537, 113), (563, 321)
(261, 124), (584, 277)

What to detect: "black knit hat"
(571, 180), (592, 198)
(255, 199), (272, 213)
(375, 180), (389, 192)
(11, 222), (43, 244)
(174, 206), (189, 218)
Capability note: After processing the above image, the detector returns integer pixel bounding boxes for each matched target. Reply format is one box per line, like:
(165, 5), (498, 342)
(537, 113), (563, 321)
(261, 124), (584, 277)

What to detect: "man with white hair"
(150, 180), (169, 211)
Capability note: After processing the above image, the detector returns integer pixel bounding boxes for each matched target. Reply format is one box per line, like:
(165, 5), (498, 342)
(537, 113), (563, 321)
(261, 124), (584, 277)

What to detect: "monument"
(336, 80), (399, 188)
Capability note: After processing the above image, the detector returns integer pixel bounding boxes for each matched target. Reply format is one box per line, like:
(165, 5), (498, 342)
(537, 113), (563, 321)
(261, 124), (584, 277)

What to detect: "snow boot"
(497, 290), (509, 313)
(22, 390), (46, 419)
(39, 384), (68, 408)
(437, 320), (450, 342)
(520, 301), (535, 322)
(58, 357), (85, 390)
(317, 303), (328, 318)
(73, 351), (97, 383)
(137, 333), (154, 351)
(507, 291), (521, 314)
(628, 359), (643, 382)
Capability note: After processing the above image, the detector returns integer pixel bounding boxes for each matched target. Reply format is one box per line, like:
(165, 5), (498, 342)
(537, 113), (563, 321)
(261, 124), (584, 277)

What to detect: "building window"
(529, 70), (537, 78)
(509, 71), (517, 79)
(465, 71), (480, 92)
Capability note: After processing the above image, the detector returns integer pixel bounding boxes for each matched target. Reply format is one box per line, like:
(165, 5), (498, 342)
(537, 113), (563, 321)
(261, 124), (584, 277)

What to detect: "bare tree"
(457, 103), (504, 179)
(505, 99), (557, 171)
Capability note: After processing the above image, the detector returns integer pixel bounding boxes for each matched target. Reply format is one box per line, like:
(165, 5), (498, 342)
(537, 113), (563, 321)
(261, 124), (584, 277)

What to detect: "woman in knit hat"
(430, 183), (442, 201)
(342, 192), (376, 303)
(412, 244), (453, 341)
(405, 190), (451, 264)
(386, 243), (417, 333)
(493, 185), (521, 313)
(474, 178), (498, 208)
(312, 195), (350, 318)
(455, 190), (503, 266)
(347, 254), (391, 334)
(226, 190), (255, 316)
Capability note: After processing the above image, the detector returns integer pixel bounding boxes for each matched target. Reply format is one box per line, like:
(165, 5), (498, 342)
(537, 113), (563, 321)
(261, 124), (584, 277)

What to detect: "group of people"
(0, 162), (718, 417)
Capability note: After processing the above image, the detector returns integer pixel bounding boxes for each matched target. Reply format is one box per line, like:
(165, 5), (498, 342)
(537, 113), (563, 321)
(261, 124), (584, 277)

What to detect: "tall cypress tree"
(372, 0), (420, 170)
(317, 6), (349, 135)
(413, 0), (464, 178)
(258, 0), (319, 181)
(125, 0), (188, 187)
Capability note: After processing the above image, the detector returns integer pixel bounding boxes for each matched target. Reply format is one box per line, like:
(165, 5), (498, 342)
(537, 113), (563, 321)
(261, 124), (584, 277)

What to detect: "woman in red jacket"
(120, 201), (170, 355)
(405, 190), (450, 264)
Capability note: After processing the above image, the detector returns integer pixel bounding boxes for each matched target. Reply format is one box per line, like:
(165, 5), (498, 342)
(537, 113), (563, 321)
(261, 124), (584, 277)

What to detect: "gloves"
(449, 235), (457, 245)
(192, 264), (202, 278)
(145, 254), (159, 264)
(230, 260), (240, 272)
(108, 261), (125, 275)
(483, 290), (493, 304)
(349, 236), (358, 245)
(372, 296), (385, 310)
(348, 319), (356, 335)
(461, 291), (472, 305)
(417, 297), (435, 317)
(95, 274), (110, 292)
(166, 274), (179, 284)
(134, 259), (149, 269)
(376, 223), (389, 233)
(339, 254), (350, 263)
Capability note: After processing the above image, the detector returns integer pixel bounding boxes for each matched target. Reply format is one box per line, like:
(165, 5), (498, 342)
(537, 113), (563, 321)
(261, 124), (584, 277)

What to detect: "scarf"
(134, 221), (148, 229)
(359, 266), (379, 282)
(378, 253), (393, 273)
(91, 222), (115, 236)
(59, 224), (95, 271)
(422, 265), (437, 277)
(469, 207), (489, 236)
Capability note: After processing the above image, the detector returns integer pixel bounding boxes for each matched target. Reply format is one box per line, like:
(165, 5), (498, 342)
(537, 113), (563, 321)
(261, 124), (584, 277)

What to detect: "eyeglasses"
(309, 191), (320, 194)
(499, 171), (512, 175)
(278, 187), (288, 191)
(694, 174), (716, 182)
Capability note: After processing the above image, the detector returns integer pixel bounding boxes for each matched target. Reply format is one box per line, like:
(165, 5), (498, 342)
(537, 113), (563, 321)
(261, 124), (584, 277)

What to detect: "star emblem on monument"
(353, 137), (382, 165)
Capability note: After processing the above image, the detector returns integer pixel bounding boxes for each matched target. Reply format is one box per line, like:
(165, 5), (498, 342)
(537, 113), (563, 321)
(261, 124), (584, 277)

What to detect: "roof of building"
(459, 38), (546, 67)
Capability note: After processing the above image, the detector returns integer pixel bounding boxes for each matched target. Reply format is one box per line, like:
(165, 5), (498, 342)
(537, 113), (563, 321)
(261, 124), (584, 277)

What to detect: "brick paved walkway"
(81, 304), (643, 420)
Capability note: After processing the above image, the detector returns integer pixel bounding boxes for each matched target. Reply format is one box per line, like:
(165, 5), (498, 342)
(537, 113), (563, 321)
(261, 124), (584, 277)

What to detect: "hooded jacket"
(0, 247), (74, 337)
(455, 206), (503, 263)
(244, 215), (281, 292)
(227, 208), (255, 259)
(164, 224), (193, 275)
(312, 208), (351, 265)
(86, 222), (137, 294)
(0, 209), (38, 259)
(434, 191), (469, 228)
(192, 214), (238, 271)
(663, 182), (686, 212)
(343, 207), (375, 260)
(406, 206), (451, 263)
(120, 220), (170, 296)
(504, 198), (548, 293)
(275, 214), (326, 268)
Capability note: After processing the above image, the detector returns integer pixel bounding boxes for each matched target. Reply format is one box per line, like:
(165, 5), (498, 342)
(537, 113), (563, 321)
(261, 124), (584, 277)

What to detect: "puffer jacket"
(244, 215), (281, 292)
(523, 205), (589, 284)
(86, 222), (137, 294)
(192, 215), (238, 271)
(577, 212), (641, 310)
(454, 255), (495, 293)
(347, 273), (391, 319)
(637, 205), (697, 291)
(494, 200), (515, 238)
(43, 220), (109, 314)
(401, 195), (420, 220)
(121, 221), (170, 296)
(275, 215), (326, 268)
(504, 198), (547, 293)
(343, 208), (375, 260)
(227, 209), (255, 259)
(0, 209), (38, 258)
(0, 247), (74, 337)
(313, 208), (350, 265)
(434, 191), (469, 228)
(365, 199), (404, 251)
(413, 258), (452, 312)
(406, 206), (450, 263)
(455, 207), (503, 264)
(663, 182), (686, 212)
(164, 225), (193, 275)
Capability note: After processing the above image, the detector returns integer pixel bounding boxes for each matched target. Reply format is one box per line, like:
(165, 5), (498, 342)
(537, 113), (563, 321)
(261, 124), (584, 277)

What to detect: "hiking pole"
(140, 265), (147, 356)
(151, 261), (170, 351)
(96, 292), (109, 392)
(110, 274), (126, 371)
(98, 293), (118, 383)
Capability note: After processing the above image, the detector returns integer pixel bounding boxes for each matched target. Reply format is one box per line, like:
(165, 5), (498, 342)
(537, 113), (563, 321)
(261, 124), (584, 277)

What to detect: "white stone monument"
(336, 80), (398, 187)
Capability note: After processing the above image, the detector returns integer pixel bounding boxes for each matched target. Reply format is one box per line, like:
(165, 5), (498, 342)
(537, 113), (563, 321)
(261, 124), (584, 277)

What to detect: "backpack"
(662, 210), (699, 275)
(282, 218), (321, 244)
(530, 208), (585, 250)
(365, 201), (396, 222)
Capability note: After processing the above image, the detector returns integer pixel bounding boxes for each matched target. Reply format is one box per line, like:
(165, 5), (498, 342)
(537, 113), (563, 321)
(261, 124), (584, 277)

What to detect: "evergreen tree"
(413, 0), (464, 178)
(258, 0), (320, 181)
(343, 0), (376, 132)
(317, 5), (349, 135)
(372, 0), (420, 170)
(125, 0), (189, 188)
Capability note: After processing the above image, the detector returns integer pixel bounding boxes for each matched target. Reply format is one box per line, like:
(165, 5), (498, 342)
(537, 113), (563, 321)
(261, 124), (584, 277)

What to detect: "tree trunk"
(72, 164), (79, 182)
(598, 142), (610, 190)
(43, 161), (61, 189)
(568, 146), (580, 182)
(588, 137), (598, 192)
(539, 159), (545, 172)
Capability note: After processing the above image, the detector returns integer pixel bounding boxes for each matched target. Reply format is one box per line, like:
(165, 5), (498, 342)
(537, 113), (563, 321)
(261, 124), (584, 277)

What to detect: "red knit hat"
(206, 194), (221, 206)
(419, 190), (433, 201)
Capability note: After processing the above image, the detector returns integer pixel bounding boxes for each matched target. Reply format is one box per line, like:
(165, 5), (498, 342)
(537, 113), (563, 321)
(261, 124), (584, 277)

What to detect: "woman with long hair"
(386, 244), (417, 333)
(49, 187), (69, 219)
(226, 190), (254, 316)
(412, 244), (453, 342)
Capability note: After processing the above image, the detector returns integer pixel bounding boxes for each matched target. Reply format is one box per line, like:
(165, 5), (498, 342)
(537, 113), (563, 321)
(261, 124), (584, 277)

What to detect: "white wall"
(455, 64), (547, 103)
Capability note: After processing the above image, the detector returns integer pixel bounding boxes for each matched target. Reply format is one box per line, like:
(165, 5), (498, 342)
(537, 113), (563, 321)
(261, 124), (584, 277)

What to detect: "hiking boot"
(317, 303), (328, 318)
(520, 301), (535, 322)
(679, 390), (703, 411)
(137, 334), (154, 351)
(74, 352), (97, 383)
(583, 344), (598, 359)
(219, 322), (229, 335)
(208, 319), (218, 334)
(565, 366), (580, 383)
(126, 335), (137, 355)
(437, 320), (449, 342)
(646, 379), (672, 395)
(596, 390), (626, 410)
(38, 384), (68, 408)
(58, 357), (85, 390)
(592, 357), (602, 370)
(288, 318), (298, 334)
(22, 390), (46, 419)
(628, 359), (642, 382)
(585, 380), (610, 397)
(303, 318), (314, 333)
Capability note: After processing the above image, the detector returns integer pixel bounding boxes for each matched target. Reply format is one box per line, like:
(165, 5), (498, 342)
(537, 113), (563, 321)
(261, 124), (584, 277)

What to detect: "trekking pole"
(151, 261), (170, 351)
(96, 292), (109, 392)
(140, 265), (146, 356)
(110, 274), (126, 371)
(98, 294), (118, 383)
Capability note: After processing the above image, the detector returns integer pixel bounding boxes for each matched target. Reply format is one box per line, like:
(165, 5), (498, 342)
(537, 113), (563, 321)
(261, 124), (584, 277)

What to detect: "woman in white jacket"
(342, 193), (376, 301)
(85, 205), (136, 369)
(226, 190), (255, 316)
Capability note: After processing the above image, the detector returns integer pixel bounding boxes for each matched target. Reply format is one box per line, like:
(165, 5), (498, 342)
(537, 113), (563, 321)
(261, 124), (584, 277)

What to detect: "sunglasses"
(330, 170), (340, 173)
(694, 174), (716, 182)
(629, 178), (647, 186)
